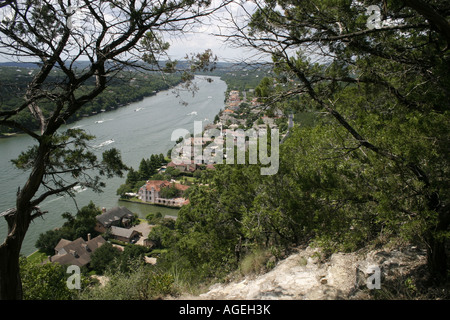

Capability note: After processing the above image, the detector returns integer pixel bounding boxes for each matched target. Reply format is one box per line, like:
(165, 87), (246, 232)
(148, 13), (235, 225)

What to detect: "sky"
(164, 1), (260, 63)
(0, 0), (261, 64)
(165, 28), (262, 63)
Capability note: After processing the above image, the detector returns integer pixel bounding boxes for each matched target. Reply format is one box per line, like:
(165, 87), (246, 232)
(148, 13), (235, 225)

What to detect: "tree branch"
(30, 181), (79, 207)
(402, 0), (450, 47)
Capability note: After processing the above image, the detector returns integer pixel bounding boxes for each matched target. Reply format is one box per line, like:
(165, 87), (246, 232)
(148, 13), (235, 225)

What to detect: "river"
(0, 75), (227, 256)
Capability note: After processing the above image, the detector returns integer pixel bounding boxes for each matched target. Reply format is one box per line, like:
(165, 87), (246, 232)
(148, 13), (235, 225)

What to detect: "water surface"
(0, 76), (227, 255)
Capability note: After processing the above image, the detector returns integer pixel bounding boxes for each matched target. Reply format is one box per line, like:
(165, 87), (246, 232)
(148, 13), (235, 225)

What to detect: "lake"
(0, 75), (227, 256)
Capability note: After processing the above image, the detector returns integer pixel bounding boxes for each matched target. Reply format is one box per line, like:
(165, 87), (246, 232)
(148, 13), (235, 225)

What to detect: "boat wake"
(45, 196), (64, 204)
(43, 185), (87, 205)
(93, 139), (115, 148)
(95, 118), (114, 124)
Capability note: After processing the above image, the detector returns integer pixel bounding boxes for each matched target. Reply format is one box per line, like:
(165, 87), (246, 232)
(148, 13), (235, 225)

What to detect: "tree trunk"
(426, 236), (448, 282)
(0, 208), (32, 300)
(0, 141), (48, 300)
(426, 200), (450, 282)
(0, 240), (23, 300)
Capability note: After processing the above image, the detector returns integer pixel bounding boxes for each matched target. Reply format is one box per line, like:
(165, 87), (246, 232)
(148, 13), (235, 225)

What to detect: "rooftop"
(96, 206), (134, 227)
(51, 235), (106, 267)
(144, 180), (190, 192)
(110, 226), (138, 239)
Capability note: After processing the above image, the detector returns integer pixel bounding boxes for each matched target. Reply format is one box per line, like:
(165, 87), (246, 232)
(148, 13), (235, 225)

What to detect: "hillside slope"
(183, 245), (428, 300)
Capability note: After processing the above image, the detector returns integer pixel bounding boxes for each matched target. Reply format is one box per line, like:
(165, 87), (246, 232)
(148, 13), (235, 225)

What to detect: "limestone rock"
(188, 245), (427, 300)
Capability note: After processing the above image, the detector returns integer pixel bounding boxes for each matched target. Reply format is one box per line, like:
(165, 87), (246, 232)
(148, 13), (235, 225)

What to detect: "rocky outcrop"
(192, 245), (427, 300)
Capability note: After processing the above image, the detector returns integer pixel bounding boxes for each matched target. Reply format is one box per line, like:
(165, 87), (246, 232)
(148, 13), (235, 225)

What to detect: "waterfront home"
(191, 136), (213, 146)
(219, 113), (238, 125)
(204, 123), (219, 131)
(166, 160), (197, 173)
(138, 180), (189, 207)
(109, 226), (140, 243)
(223, 108), (235, 114)
(95, 206), (135, 233)
(49, 234), (106, 267)
(251, 97), (261, 107)
(228, 90), (241, 102)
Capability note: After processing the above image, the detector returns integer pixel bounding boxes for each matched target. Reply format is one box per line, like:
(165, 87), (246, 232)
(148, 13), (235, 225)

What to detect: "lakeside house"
(109, 226), (140, 243)
(223, 108), (235, 114)
(138, 180), (190, 207)
(95, 206), (135, 233)
(95, 206), (153, 245)
(49, 234), (106, 267)
(167, 160), (197, 173)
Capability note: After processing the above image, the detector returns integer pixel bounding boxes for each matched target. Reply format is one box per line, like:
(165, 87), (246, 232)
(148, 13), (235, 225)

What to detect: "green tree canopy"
(35, 202), (101, 255)
(20, 257), (78, 300)
(221, 0), (450, 281)
(89, 242), (122, 275)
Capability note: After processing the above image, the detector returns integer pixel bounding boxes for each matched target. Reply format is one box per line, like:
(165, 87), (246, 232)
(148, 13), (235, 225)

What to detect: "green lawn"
(27, 250), (48, 264)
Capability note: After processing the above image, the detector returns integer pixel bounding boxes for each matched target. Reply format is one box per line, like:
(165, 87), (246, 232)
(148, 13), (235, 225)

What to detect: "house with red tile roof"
(138, 180), (190, 207)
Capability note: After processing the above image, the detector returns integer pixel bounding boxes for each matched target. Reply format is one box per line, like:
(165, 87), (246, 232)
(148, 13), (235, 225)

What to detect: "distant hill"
(0, 60), (269, 72)
(0, 62), (39, 68)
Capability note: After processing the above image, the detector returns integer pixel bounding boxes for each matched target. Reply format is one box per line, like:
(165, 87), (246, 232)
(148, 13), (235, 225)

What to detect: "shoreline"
(115, 74), (228, 211)
(0, 76), (187, 139)
(0, 133), (19, 138)
(0, 74), (226, 139)
(119, 198), (184, 209)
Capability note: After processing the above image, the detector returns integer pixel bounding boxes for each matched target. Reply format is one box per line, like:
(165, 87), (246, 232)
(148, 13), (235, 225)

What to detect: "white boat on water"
(187, 111), (197, 116)
(73, 185), (87, 193)
(135, 107), (144, 112)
